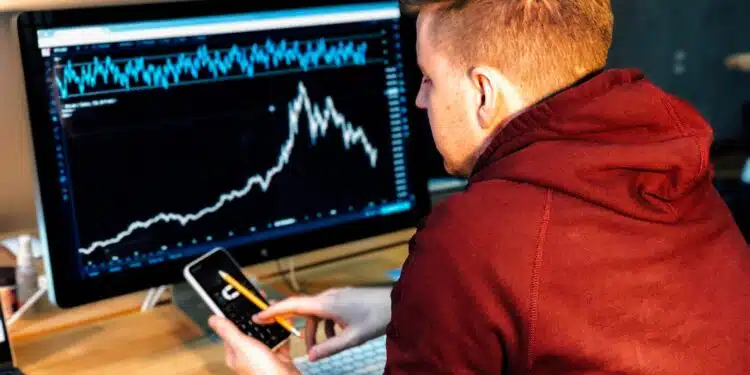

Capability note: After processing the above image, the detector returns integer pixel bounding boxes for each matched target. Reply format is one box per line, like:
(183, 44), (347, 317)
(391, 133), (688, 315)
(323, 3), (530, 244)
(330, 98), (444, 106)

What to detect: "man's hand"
(253, 287), (392, 362)
(209, 315), (301, 375)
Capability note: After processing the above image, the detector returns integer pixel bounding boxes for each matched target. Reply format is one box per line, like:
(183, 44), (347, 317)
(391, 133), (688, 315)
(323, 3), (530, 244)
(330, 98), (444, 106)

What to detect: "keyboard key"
(294, 335), (386, 375)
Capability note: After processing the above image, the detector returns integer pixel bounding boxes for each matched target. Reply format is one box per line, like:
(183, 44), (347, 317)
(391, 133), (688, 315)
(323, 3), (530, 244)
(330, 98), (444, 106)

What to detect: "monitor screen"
(16, 0), (429, 307)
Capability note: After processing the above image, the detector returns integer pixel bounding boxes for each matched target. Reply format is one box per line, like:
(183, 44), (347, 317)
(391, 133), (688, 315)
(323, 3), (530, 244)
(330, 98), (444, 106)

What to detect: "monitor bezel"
(15, 0), (430, 308)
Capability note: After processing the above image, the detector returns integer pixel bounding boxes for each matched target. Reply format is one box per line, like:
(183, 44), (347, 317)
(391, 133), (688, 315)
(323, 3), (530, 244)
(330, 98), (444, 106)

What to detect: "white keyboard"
(294, 335), (387, 375)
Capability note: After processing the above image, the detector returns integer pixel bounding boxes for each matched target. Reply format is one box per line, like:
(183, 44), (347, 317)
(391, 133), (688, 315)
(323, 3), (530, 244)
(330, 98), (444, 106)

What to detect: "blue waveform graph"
(56, 38), (372, 99)
(78, 80), (379, 255)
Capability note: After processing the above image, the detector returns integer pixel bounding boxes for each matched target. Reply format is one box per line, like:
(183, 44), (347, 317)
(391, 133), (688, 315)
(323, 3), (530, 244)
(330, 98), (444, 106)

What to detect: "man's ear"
(470, 67), (525, 130)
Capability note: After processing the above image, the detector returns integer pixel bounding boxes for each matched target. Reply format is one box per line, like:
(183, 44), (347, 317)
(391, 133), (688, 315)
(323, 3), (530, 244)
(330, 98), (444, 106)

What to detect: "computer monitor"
(15, 0), (430, 308)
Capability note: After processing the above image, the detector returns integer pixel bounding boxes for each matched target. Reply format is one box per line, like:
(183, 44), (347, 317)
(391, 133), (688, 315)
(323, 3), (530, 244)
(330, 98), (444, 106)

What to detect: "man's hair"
(401, 0), (613, 99)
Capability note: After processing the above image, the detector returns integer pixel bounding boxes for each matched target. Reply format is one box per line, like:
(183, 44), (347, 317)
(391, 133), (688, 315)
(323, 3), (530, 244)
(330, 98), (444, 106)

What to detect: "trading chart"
(36, 4), (413, 277)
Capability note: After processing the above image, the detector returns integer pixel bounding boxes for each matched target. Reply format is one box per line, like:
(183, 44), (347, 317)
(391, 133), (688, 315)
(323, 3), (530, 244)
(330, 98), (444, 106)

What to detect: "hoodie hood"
(470, 69), (715, 223)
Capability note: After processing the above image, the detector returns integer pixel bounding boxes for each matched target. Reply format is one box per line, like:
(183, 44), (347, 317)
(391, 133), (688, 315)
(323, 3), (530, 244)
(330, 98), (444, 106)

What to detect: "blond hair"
(402, 0), (614, 99)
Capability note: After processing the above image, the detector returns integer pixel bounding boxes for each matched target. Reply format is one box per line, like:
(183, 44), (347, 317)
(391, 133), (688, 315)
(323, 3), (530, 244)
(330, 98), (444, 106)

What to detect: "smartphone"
(183, 247), (291, 350)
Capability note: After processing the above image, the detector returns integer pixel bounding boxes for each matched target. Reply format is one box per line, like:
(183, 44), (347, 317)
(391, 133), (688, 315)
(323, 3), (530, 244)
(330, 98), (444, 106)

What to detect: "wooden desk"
(9, 236), (410, 374)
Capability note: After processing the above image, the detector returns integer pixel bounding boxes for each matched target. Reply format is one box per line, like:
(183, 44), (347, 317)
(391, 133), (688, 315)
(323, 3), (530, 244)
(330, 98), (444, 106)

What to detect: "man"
(209, 0), (750, 373)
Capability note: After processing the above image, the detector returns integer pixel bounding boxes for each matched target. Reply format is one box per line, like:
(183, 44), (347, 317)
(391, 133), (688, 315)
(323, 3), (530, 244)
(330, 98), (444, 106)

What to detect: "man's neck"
(535, 67), (605, 106)
(465, 67), (607, 176)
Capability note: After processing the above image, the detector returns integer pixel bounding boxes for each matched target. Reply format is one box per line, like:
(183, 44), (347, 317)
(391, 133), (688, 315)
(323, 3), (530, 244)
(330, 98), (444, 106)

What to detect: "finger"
(209, 315), (247, 345)
(265, 300), (293, 321)
(224, 342), (236, 370)
(325, 319), (336, 339)
(209, 315), (294, 374)
(253, 295), (330, 323)
(274, 337), (292, 360)
(209, 316), (253, 370)
(309, 329), (360, 362)
(305, 316), (320, 352)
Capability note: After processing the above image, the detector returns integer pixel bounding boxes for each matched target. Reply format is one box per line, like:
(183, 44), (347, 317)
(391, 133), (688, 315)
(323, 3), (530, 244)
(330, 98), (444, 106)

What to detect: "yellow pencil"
(218, 270), (301, 337)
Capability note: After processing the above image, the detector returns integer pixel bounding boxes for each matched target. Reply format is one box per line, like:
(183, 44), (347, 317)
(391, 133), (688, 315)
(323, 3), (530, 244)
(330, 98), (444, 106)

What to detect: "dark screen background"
(44, 18), (410, 275)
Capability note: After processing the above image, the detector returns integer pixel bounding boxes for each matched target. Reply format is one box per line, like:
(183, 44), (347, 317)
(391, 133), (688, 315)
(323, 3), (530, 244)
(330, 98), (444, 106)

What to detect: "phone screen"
(187, 248), (291, 348)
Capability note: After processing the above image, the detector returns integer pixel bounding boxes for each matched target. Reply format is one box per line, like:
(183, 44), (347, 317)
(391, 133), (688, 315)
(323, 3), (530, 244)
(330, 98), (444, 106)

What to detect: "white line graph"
(78, 81), (378, 255)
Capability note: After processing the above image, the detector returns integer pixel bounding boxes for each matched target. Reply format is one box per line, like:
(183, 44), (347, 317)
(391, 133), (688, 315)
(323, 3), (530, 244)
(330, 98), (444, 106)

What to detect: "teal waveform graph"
(55, 38), (371, 99)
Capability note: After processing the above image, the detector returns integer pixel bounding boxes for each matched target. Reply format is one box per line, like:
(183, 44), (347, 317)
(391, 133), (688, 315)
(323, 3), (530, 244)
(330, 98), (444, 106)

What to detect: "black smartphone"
(183, 247), (291, 350)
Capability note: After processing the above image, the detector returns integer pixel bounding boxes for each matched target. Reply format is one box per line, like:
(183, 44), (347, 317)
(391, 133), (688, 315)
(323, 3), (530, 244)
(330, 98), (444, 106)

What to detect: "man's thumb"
(209, 315), (247, 346)
(209, 316), (291, 375)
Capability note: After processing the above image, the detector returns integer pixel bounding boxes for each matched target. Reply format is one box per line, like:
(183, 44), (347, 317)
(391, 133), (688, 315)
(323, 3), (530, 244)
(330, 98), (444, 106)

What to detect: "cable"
(270, 238), (412, 294)
(287, 258), (301, 292)
(7, 279), (48, 327)
(276, 258), (302, 293)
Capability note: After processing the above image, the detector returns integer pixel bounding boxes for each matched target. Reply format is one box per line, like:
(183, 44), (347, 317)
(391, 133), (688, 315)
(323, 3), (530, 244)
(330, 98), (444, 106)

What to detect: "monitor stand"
(171, 282), (220, 342)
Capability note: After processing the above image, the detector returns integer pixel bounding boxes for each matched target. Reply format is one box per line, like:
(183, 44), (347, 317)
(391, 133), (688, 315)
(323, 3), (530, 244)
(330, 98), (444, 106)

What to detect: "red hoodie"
(384, 69), (750, 374)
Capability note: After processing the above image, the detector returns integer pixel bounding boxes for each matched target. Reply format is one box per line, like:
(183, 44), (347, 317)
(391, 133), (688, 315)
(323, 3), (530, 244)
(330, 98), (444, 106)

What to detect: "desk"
(8, 236), (410, 374)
